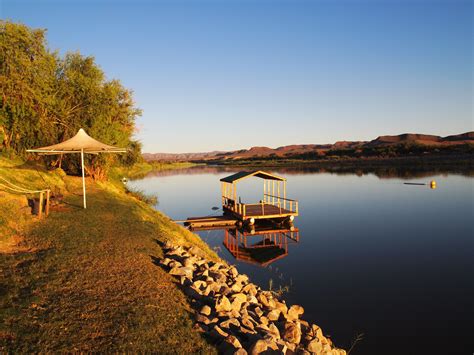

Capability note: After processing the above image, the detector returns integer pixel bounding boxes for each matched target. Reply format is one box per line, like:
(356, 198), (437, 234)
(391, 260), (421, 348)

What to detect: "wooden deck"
(223, 202), (298, 220)
(183, 215), (238, 229)
(244, 204), (294, 217)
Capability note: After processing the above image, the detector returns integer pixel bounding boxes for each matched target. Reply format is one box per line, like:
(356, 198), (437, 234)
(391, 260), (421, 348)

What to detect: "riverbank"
(0, 158), (346, 353)
(208, 153), (473, 170)
(0, 158), (216, 352)
(111, 161), (198, 180)
(160, 242), (346, 354)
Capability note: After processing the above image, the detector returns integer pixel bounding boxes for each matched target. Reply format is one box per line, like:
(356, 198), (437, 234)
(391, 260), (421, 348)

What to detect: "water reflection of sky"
(130, 168), (473, 355)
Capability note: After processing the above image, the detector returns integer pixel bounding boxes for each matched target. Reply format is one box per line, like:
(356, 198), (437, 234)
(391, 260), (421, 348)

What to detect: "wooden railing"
(0, 177), (51, 219)
(223, 194), (298, 217)
(263, 194), (298, 214)
(222, 197), (246, 216)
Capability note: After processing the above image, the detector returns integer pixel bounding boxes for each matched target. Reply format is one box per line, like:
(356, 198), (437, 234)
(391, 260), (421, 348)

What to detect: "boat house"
(220, 171), (298, 223)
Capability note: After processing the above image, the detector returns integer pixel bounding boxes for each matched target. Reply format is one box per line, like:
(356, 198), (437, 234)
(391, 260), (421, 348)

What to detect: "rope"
(0, 183), (46, 194)
(0, 176), (49, 194)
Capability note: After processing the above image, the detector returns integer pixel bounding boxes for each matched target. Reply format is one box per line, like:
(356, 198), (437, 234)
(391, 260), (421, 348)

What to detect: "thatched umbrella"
(27, 128), (126, 208)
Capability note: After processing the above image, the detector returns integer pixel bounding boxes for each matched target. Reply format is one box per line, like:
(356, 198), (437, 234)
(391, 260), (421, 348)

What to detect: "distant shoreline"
(206, 153), (473, 168)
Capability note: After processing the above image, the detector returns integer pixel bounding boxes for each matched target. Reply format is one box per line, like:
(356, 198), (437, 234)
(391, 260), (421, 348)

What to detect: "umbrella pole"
(81, 148), (87, 209)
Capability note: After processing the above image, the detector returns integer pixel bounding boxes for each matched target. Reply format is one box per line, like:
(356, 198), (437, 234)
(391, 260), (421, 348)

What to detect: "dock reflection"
(223, 225), (299, 267)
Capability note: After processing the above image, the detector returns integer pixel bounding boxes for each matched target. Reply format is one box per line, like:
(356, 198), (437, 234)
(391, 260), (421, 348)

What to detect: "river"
(129, 165), (473, 354)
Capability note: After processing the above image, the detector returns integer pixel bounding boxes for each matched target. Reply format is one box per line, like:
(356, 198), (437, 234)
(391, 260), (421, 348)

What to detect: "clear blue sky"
(2, 0), (472, 153)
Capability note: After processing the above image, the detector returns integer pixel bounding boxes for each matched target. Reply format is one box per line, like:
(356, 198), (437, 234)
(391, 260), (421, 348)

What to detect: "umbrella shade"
(27, 128), (126, 154)
(27, 128), (127, 208)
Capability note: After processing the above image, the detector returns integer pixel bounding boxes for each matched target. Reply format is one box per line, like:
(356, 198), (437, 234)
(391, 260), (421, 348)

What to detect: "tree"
(0, 21), (142, 178)
(0, 21), (57, 152)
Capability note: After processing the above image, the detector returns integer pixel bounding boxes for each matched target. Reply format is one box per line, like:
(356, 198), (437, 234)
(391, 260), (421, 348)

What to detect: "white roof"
(27, 128), (127, 154)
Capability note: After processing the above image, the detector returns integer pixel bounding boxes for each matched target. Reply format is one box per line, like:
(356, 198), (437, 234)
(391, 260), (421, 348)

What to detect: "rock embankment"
(160, 242), (346, 355)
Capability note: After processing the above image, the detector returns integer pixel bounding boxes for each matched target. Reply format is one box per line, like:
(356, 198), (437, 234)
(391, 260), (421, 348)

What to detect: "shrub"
(125, 186), (158, 206)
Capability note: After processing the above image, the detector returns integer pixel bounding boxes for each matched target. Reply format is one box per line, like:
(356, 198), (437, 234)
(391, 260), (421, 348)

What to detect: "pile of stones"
(160, 242), (346, 355)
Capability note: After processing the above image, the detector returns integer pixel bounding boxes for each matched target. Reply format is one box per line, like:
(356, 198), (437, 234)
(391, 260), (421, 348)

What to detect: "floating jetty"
(184, 216), (238, 230)
(182, 170), (299, 230)
(220, 170), (298, 222)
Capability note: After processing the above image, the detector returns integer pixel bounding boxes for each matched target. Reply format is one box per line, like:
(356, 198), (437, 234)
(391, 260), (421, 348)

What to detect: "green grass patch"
(0, 156), (217, 352)
(111, 161), (198, 180)
(125, 185), (159, 205)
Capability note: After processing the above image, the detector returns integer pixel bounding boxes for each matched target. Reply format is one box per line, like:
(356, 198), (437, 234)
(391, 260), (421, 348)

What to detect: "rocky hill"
(143, 131), (474, 162)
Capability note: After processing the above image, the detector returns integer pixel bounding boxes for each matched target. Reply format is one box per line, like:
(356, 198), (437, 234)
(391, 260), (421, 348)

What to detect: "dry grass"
(0, 158), (217, 353)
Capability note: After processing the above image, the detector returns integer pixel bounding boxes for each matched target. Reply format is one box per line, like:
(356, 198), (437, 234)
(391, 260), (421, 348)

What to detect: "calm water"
(130, 166), (473, 355)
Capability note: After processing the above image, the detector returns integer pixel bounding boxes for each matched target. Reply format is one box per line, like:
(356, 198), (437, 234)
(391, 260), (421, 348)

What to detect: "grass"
(111, 161), (198, 180)
(125, 185), (159, 205)
(0, 156), (218, 352)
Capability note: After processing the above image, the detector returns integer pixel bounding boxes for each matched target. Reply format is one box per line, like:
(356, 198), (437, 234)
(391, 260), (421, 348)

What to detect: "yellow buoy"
(430, 180), (437, 189)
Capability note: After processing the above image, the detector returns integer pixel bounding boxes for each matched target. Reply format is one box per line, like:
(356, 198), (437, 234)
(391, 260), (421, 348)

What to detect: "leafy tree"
(0, 21), (57, 152)
(0, 21), (142, 178)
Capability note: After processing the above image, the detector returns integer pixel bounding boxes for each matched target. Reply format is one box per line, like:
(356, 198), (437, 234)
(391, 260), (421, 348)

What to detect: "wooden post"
(45, 190), (50, 216)
(38, 191), (44, 219)
(277, 181), (281, 213)
(284, 181), (287, 210)
(263, 180), (266, 203)
(272, 180), (275, 205)
(233, 182), (237, 211)
(81, 148), (87, 209)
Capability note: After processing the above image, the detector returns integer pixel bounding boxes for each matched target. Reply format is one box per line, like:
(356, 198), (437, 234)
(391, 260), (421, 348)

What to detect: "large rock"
(231, 282), (243, 293)
(307, 337), (324, 353)
(231, 299), (243, 312)
(200, 305), (212, 316)
(259, 316), (269, 326)
(223, 334), (243, 349)
(193, 280), (207, 290)
(163, 240), (175, 250)
(209, 262), (225, 271)
(287, 305), (304, 321)
(229, 266), (239, 278)
(242, 283), (258, 296)
(169, 266), (193, 279)
(220, 318), (240, 329)
(215, 295), (233, 312)
(168, 260), (182, 269)
(281, 321), (302, 344)
(275, 301), (288, 315)
(184, 257), (196, 268)
(210, 270), (227, 283)
(266, 309), (281, 321)
(257, 293), (270, 308)
(241, 316), (256, 331)
(159, 257), (173, 267)
(210, 325), (229, 339)
(268, 323), (281, 340)
(248, 339), (268, 355)
(188, 245), (204, 257)
(247, 295), (259, 304)
(230, 293), (247, 304)
(254, 307), (263, 317)
(195, 313), (211, 325)
(235, 274), (249, 284)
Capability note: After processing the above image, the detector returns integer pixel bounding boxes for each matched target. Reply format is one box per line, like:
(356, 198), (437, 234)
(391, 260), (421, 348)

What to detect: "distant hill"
(143, 131), (474, 162)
